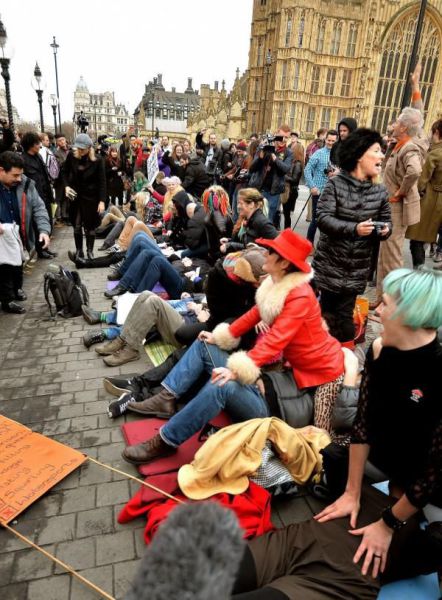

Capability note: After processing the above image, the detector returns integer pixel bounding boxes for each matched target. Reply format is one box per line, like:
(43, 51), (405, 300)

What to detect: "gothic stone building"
(73, 77), (132, 138)
(187, 69), (249, 143)
(134, 74), (200, 139)
(246, 0), (442, 140)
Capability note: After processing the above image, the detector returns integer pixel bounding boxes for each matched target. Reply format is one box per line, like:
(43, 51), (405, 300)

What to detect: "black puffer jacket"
(312, 172), (391, 294)
(182, 204), (207, 249)
(225, 208), (278, 253)
(182, 158), (211, 199)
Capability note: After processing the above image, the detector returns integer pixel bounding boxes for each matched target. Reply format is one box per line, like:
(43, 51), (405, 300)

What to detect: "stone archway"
(372, 8), (441, 133)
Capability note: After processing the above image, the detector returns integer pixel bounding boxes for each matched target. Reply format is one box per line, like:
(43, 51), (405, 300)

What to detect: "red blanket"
(118, 481), (274, 545)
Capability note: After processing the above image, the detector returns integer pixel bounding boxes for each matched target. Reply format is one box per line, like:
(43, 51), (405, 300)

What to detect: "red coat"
(213, 272), (344, 389)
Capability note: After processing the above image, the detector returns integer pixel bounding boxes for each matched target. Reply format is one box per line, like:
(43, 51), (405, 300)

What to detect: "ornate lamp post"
(0, 17), (14, 134)
(93, 101), (98, 140)
(32, 62), (44, 131)
(50, 36), (62, 131)
(49, 94), (58, 134)
(260, 49), (273, 134)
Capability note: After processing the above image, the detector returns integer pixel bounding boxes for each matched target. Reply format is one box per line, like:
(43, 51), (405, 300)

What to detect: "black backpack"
(44, 265), (89, 318)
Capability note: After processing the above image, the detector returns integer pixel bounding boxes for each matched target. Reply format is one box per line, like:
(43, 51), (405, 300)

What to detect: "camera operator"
(248, 125), (293, 228)
(304, 129), (338, 244)
(77, 111), (89, 134)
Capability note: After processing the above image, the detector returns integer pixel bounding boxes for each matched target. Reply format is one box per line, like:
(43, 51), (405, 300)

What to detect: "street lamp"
(151, 90), (155, 139)
(0, 17), (14, 134)
(49, 94), (58, 134)
(260, 49), (273, 134)
(50, 36), (62, 131)
(32, 62), (44, 131)
(93, 101), (98, 141)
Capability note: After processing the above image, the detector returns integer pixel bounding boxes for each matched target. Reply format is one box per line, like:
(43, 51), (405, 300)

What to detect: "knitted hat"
(220, 138), (231, 151)
(236, 140), (248, 151)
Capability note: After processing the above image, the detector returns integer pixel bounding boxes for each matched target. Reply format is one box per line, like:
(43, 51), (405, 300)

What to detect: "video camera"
(259, 134), (284, 155)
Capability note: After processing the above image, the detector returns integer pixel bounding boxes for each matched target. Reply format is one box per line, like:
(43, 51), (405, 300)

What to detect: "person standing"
(0, 152), (51, 313)
(105, 146), (125, 207)
(305, 127), (327, 165)
(54, 133), (70, 223)
(406, 119), (442, 269)
(63, 133), (106, 260)
(21, 132), (57, 259)
(313, 129), (391, 348)
(304, 130), (338, 245)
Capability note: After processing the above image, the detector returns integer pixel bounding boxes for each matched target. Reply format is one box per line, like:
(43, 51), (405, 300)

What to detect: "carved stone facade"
(187, 69), (249, 142)
(73, 77), (133, 138)
(246, 0), (442, 141)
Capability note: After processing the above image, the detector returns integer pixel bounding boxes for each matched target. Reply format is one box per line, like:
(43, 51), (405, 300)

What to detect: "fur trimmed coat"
(212, 273), (344, 389)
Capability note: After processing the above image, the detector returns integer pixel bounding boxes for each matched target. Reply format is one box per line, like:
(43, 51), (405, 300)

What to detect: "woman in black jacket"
(282, 142), (304, 229)
(221, 188), (278, 254)
(64, 134), (106, 259)
(105, 146), (125, 208)
(312, 129), (392, 347)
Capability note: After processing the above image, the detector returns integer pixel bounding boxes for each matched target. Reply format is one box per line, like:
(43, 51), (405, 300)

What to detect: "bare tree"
(58, 121), (75, 142)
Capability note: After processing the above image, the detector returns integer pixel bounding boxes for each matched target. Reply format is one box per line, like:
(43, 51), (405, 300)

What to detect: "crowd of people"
(0, 61), (441, 598)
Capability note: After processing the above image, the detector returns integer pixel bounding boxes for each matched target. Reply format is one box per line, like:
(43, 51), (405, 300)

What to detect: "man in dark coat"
(0, 120), (15, 153)
(181, 154), (211, 200)
(329, 117), (358, 169)
(21, 131), (57, 258)
(195, 129), (221, 168)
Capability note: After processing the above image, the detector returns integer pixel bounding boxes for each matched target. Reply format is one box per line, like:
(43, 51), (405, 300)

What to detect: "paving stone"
(96, 480), (129, 508)
(97, 443), (125, 463)
(36, 514), (75, 545)
(113, 559), (141, 599)
(11, 545), (55, 582)
(42, 419), (71, 435)
(76, 506), (114, 538)
(60, 485), (96, 514)
(0, 582), (28, 600)
(57, 404), (85, 419)
(84, 378), (104, 390)
(73, 390), (98, 403)
(27, 574), (70, 600)
(36, 384), (62, 396)
(21, 492), (61, 520)
(52, 432), (82, 448)
(54, 537), (96, 572)
(83, 400), (109, 415)
(48, 392), (74, 406)
(96, 531), (135, 566)
(70, 565), (113, 599)
(50, 469), (79, 491)
(0, 552), (15, 585)
(79, 463), (112, 486)
(70, 415), (98, 432)
(81, 429), (111, 447)
(61, 380), (85, 393)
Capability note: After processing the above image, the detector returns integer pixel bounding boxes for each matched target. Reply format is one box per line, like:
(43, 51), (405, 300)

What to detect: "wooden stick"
(1, 522), (115, 600)
(87, 457), (184, 504)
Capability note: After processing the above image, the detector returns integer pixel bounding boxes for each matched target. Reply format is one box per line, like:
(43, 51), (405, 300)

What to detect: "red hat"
(256, 229), (312, 273)
(236, 140), (248, 151)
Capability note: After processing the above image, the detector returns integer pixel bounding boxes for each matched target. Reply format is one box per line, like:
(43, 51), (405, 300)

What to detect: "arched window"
(346, 23), (358, 57)
(257, 41), (263, 66)
(285, 15), (292, 47)
(293, 61), (300, 91)
(331, 21), (342, 55)
(298, 13), (305, 47)
(316, 19), (326, 53)
(311, 65), (321, 94)
(372, 11), (440, 132)
(281, 62), (288, 89)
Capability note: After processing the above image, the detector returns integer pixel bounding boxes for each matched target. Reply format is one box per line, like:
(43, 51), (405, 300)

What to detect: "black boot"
(86, 234), (95, 260)
(83, 330), (106, 348)
(73, 232), (84, 259)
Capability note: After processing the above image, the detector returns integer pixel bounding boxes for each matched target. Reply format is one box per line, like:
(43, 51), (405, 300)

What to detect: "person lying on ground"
(121, 229), (346, 465)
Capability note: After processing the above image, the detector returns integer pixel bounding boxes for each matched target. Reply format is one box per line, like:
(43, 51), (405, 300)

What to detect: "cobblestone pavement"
(0, 192), (431, 599)
(0, 226), (153, 600)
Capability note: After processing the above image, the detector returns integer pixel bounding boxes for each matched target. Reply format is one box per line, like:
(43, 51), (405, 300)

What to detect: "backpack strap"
(43, 273), (57, 318)
(21, 178), (31, 249)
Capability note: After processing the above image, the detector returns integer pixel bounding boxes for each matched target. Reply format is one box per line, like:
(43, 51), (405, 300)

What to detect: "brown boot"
(103, 345), (140, 367)
(127, 387), (176, 418)
(122, 434), (176, 465)
(95, 336), (125, 356)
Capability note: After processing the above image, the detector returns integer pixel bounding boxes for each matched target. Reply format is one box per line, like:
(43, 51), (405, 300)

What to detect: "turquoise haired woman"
(316, 267), (442, 579)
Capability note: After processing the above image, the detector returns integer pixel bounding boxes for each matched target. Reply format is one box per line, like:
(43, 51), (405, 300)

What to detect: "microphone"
(125, 502), (245, 600)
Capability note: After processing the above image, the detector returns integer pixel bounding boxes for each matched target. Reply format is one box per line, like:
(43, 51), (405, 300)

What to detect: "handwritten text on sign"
(0, 416), (86, 524)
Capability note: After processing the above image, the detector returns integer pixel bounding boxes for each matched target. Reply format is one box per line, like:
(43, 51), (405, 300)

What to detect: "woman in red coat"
(122, 229), (345, 465)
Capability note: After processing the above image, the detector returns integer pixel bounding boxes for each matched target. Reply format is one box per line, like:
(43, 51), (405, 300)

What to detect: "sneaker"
(106, 244), (121, 255)
(108, 392), (134, 418)
(103, 375), (143, 397)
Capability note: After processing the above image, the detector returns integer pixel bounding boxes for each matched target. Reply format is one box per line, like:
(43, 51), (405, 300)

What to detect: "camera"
(258, 135), (277, 154)
(371, 221), (387, 235)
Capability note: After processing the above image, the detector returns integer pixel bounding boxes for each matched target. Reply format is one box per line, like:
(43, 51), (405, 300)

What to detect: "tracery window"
(306, 106), (316, 132)
(310, 65), (320, 94)
(293, 61), (300, 91)
(325, 68), (337, 95)
(257, 42), (263, 67)
(372, 11), (440, 132)
(346, 23), (358, 57)
(321, 107), (331, 129)
(330, 21), (342, 55)
(316, 19), (326, 53)
(298, 13), (305, 47)
(289, 103), (296, 130)
(281, 62), (288, 89)
(341, 70), (352, 96)
(285, 16), (292, 47)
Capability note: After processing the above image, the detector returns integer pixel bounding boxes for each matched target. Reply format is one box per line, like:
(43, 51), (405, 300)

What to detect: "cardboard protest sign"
(147, 146), (159, 185)
(0, 416), (86, 524)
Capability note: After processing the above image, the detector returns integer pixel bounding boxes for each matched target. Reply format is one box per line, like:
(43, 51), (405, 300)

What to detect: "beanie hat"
(220, 138), (231, 151)
(337, 128), (383, 172)
(236, 140), (248, 151)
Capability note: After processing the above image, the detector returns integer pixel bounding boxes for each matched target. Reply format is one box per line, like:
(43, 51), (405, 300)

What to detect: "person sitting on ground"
(202, 185), (234, 261)
(312, 129), (392, 348)
(82, 291), (210, 367)
(220, 188), (277, 255)
(121, 229), (345, 465)
(313, 267), (442, 593)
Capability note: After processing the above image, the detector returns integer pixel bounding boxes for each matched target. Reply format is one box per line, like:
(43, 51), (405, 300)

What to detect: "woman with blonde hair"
(64, 133), (106, 259)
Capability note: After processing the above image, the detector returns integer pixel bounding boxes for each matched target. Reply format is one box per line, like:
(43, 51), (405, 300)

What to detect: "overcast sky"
(1, 0), (253, 124)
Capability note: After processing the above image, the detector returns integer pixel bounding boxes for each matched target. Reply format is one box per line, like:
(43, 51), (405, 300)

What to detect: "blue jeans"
(135, 255), (184, 298)
(262, 190), (281, 228)
(161, 340), (269, 447)
(119, 232), (161, 277)
(120, 248), (160, 291)
(307, 195), (320, 244)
